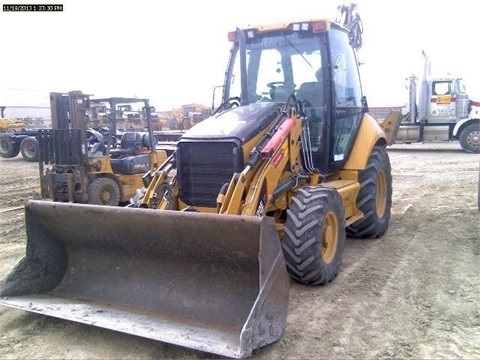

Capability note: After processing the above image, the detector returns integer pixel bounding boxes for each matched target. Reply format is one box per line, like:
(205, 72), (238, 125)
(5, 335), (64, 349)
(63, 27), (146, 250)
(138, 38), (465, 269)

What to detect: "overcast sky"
(1, 0), (478, 109)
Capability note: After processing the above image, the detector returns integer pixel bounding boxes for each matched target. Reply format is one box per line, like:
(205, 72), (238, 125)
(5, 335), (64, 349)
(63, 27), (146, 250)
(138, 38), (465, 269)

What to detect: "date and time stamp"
(3, 3), (63, 12)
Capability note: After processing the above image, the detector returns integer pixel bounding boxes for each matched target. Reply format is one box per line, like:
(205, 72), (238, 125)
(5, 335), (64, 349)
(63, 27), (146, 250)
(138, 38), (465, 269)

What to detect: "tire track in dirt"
(258, 145), (480, 359)
(0, 158), (40, 245)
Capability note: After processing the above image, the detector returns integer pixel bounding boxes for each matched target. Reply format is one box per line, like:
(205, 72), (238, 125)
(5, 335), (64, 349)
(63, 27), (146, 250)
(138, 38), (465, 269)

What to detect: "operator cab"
(224, 20), (366, 174)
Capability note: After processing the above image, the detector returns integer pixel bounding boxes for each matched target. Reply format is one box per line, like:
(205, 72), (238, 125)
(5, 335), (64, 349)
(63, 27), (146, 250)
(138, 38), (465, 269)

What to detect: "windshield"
(226, 32), (323, 103)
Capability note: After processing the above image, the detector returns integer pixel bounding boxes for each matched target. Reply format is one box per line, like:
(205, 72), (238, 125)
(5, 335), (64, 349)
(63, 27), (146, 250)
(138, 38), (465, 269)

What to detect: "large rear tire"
(0, 135), (20, 158)
(347, 146), (392, 238)
(459, 123), (480, 154)
(87, 177), (121, 206)
(20, 136), (39, 162)
(282, 187), (346, 285)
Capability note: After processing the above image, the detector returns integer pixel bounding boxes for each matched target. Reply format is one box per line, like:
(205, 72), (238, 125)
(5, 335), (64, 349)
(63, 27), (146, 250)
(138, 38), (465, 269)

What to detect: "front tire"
(347, 146), (392, 238)
(282, 187), (346, 285)
(459, 123), (480, 153)
(87, 177), (121, 206)
(20, 136), (39, 162)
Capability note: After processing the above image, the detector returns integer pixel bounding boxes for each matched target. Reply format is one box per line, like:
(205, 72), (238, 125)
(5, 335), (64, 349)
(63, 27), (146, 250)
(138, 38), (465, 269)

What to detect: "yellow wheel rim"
(101, 189), (112, 203)
(321, 211), (339, 264)
(376, 170), (387, 218)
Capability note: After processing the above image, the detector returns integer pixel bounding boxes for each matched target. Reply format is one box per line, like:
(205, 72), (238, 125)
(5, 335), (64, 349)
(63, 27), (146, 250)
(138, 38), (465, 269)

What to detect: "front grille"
(177, 141), (243, 207)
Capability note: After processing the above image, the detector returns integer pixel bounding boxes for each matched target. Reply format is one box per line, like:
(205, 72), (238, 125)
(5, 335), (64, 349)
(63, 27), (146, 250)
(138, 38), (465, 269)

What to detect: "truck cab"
(396, 55), (480, 153)
(421, 77), (471, 123)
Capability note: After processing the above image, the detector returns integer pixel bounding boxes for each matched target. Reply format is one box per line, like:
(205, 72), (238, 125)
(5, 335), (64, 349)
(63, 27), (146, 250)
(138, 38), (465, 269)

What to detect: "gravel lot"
(0, 142), (479, 359)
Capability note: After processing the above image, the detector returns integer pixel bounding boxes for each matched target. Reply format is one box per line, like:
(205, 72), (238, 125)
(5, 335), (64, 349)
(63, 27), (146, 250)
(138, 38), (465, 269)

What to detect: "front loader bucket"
(0, 200), (290, 358)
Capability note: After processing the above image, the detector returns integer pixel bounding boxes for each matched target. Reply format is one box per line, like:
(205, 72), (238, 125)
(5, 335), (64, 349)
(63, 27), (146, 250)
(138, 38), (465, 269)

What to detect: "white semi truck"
(394, 51), (479, 153)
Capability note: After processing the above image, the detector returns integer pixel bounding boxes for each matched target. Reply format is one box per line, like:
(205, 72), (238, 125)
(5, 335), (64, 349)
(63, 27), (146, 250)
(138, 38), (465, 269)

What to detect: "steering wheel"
(267, 81), (285, 89)
(212, 96), (241, 116)
(227, 96), (241, 109)
(87, 129), (105, 154)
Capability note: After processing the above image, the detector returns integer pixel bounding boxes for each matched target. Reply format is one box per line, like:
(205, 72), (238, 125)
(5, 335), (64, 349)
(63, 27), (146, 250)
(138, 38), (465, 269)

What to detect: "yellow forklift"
(38, 91), (167, 206)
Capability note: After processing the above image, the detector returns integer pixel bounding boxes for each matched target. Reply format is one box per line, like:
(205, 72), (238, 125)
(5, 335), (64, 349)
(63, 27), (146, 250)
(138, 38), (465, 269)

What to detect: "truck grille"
(177, 141), (243, 207)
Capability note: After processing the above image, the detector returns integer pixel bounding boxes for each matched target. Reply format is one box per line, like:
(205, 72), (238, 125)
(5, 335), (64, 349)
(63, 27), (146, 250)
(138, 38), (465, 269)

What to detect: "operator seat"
(296, 81), (324, 148)
(110, 132), (144, 158)
(270, 85), (289, 102)
(296, 68), (326, 169)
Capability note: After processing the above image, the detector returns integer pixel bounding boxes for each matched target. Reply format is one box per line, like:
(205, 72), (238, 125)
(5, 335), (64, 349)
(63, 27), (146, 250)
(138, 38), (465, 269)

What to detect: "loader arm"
(242, 116), (302, 216)
(218, 110), (303, 216)
(136, 155), (176, 208)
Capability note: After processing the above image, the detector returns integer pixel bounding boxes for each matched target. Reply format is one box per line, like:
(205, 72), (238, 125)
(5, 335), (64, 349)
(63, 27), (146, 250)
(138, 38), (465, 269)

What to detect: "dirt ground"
(0, 142), (479, 359)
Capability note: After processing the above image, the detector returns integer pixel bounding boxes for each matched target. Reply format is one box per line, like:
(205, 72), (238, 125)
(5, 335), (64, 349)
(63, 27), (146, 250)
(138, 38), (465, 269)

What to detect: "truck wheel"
(0, 134), (20, 158)
(87, 177), (121, 206)
(459, 123), (480, 153)
(282, 187), (346, 285)
(347, 146), (392, 238)
(20, 136), (39, 162)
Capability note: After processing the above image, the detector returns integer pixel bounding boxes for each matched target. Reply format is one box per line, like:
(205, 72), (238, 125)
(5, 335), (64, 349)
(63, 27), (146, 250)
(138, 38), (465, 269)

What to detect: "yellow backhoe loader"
(0, 8), (401, 359)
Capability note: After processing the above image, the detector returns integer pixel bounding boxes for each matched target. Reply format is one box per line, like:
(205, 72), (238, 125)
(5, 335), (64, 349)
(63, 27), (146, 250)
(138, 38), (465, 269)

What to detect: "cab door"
(429, 80), (457, 123)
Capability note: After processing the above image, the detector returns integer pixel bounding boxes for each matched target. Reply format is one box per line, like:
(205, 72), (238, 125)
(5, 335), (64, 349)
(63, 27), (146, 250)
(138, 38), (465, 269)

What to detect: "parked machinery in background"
(394, 51), (480, 153)
(38, 92), (167, 206)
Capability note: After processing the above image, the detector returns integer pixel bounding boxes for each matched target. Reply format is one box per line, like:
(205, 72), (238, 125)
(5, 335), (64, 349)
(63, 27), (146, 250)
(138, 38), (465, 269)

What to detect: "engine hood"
(180, 102), (281, 145)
